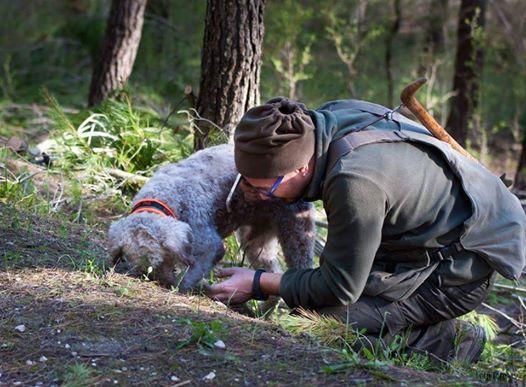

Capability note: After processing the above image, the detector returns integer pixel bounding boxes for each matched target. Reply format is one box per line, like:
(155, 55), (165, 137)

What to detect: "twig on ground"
(73, 201), (83, 223)
(173, 380), (191, 387)
(51, 184), (64, 211)
(18, 171), (43, 184)
(481, 302), (526, 329)
(106, 168), (148, 184)
(493, 283), (526, 296)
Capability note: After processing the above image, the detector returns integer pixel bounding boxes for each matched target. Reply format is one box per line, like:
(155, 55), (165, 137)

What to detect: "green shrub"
(46, 94), (195, 194)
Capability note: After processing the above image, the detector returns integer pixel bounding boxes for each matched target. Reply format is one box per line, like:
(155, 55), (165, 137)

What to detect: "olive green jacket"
(279, 100), (525, 309)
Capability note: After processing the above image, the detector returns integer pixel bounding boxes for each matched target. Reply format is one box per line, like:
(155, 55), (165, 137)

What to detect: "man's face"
(239, 160), (314, 202)
(240, 175), (291, 202)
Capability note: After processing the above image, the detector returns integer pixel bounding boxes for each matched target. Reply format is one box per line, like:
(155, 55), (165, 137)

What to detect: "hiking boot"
(451, 320), (487, 364)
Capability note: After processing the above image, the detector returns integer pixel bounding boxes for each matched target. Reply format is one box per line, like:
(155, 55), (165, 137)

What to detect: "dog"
(108, 144), (315, 295)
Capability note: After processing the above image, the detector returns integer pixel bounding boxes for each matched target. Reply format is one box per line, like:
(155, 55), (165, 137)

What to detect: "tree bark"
(417, 0), (449, 75)
(195, 0), (266, 150)
(88, 0), (148, 107)
(515, 137), (526, 189)
(446, 0), (487, 147)
(385, 0), (401, 108)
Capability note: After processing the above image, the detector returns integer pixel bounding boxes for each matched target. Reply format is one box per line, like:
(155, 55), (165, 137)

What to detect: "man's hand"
(205, 267), (255, 305)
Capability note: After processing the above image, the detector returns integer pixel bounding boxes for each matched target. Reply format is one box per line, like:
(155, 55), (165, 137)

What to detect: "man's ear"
(298, 164), (310, 177)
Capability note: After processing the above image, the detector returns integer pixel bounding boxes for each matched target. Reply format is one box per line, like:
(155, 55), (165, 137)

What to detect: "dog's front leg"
(178, 237), (224, 293)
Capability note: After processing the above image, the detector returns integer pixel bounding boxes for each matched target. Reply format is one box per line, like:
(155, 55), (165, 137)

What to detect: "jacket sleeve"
(279, 173), (387, 309)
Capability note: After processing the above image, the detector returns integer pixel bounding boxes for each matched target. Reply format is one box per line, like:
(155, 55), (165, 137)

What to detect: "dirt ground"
(0, 204), (499, 386)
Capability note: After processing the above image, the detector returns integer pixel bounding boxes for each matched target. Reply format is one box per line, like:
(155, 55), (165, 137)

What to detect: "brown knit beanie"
(234, 97), (315, 178)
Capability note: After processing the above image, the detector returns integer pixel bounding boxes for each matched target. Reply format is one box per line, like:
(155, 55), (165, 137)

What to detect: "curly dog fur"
(108, 144), (315, 294)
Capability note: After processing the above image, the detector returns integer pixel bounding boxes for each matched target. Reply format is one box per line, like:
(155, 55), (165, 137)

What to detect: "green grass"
(277, 307), (525, 383)
(45, 93), (195, 192)
(62, 363), (98, 387)
(176, 319), (226, 350)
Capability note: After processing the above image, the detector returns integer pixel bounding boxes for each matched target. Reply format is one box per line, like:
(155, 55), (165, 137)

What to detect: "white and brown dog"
(108, 144), (315, 294)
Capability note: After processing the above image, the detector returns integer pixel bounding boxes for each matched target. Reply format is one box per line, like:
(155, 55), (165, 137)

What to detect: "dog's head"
(108, 213), (194, 284)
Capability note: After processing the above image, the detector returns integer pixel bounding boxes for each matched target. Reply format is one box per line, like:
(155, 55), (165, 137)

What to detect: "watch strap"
(252, 269), (269, 301)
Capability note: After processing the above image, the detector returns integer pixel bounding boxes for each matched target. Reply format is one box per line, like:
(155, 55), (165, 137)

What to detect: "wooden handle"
(400, 78), (478, 163)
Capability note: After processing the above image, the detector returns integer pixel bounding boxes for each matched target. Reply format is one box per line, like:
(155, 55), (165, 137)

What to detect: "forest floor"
(0, 204), (484, 386)
(1, 101), (525, 386)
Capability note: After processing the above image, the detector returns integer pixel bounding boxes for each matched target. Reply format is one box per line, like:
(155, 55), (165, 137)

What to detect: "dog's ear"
(108, 220), (125, 264)
(136, 225), (158, 245)
(161, 221), (195, 267)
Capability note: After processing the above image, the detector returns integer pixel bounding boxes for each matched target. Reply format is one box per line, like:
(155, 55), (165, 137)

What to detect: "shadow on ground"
(0, 204), (479, 385)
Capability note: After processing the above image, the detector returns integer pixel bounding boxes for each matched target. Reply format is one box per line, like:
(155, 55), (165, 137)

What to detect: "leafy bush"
(45, 94), (195, 194)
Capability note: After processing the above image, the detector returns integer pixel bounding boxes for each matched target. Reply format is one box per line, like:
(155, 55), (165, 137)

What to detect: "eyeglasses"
(226, 173), (286, 212)
(240, 175), (284, 199)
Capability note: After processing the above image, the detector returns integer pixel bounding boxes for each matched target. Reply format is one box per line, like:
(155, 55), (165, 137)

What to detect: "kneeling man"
(207, 97), (526, 363)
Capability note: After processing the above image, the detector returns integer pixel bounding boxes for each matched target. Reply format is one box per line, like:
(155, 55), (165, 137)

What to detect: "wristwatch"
(252, 269), (269, 301)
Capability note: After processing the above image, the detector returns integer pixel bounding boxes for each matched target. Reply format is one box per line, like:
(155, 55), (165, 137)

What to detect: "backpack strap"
(326, 129), (409, 174)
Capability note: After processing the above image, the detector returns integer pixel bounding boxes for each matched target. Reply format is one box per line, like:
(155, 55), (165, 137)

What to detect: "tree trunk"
(417, 0), (449, 75)
(446, 0), (487, 147)
(515, 133), (526, 189)
(384, 0), (401, 108)
(195, 0), (266, 150)
(88, 0), (148, 107)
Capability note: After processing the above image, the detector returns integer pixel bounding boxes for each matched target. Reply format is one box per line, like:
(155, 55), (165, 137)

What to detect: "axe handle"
(400, 78), (478, 163)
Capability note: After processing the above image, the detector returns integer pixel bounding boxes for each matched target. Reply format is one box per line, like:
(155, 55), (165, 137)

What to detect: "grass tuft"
(62, 363), (98, 387)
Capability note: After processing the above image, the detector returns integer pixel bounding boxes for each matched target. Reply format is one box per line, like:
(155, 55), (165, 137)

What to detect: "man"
(206, 97), (526, 363)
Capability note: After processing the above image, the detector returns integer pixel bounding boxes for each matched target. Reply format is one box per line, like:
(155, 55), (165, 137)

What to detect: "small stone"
(26, 360), (35, 366)
(91, 363), (97, 367)
(15, 324), (26, 333)
(214, 340), (225, 349)
(39, 356), (48, 362)
(121, 367), (127, 371)
(170, 376), (180, 382)
(203, 371), (216, 382)
(71, 352), (78, 357)
(113, 369), (122, 374)
(13, 382), (22, 386)
(64, 344), (70, 349)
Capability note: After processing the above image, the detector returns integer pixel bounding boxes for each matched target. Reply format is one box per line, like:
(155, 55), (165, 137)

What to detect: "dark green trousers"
(315, 272), (494, 363)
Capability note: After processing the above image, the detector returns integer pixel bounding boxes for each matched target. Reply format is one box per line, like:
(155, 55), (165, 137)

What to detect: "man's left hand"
(205, 267), (255, 305)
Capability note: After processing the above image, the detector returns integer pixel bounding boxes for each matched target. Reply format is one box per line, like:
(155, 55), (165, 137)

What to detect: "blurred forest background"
(1, 0), (525, 182)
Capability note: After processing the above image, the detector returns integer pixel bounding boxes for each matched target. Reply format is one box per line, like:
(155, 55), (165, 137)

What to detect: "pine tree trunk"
(195, 0), (266, 150)
(385, 0), (401, 108)
(446, 0), (486, 147)
(515, 130), (526, 190)
(88, 0), (148, 107)
(417, 0), (449, 75)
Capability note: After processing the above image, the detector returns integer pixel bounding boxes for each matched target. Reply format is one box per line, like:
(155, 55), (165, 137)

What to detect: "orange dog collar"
(131, 199), (177, 219)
